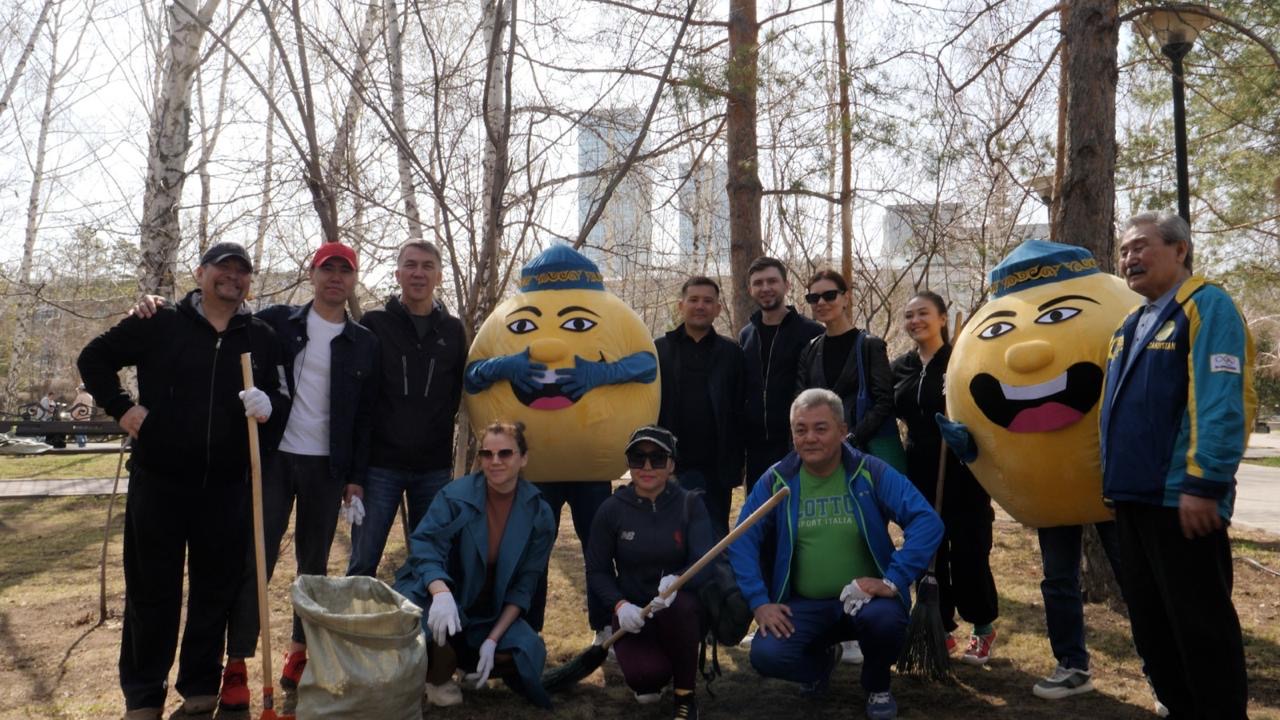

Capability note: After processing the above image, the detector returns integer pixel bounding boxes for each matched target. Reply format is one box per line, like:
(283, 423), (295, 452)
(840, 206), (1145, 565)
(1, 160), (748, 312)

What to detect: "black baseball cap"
(625, 425), (677, 456)
(199, 241), (253, 271)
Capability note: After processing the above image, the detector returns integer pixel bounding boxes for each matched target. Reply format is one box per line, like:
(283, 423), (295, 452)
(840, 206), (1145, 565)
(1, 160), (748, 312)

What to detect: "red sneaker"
(280, 649), (307, 690)
(945, 635), (958, 654)
(219, 659), (250, 711)
(961, 630), (996, 666)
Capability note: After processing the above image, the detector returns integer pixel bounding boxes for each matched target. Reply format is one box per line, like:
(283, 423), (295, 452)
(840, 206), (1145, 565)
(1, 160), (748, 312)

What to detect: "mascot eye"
(1035, 307), (1081, 324)
(560, 317), (597, 332)
(506, 318), (538, 334)
(977, 321), (1015, 340)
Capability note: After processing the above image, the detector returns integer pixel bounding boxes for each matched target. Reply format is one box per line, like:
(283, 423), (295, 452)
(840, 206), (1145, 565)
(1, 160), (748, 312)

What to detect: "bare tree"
(0, 0), (55, 119)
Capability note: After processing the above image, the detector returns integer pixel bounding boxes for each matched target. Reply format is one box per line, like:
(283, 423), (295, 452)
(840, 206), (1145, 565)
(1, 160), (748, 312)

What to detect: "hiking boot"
(426, 680), (463, 707)
(866, 691), (898, 720)
(1032, 665), (1094, 699)
(123, 709), (162, 720)
(800, 644), (842, 696)
(673, 693), (698, 720)
(840, 639), (864, 665)
(960, 630), (996, 666)
(219, 659), (250, 711)
(279, 648), (307, 690)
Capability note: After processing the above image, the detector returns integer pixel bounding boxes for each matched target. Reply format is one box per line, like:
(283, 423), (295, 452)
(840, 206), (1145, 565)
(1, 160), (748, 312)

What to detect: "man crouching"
(728, 388), (942, 720)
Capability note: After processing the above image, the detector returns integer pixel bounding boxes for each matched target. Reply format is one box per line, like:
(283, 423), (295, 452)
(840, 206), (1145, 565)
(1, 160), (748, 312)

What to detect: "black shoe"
(674, 693), (698, 720)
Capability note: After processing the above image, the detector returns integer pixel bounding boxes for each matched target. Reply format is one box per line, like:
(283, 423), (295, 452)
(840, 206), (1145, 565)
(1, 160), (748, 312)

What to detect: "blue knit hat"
(519, 245), (605, 292)
(988, 239), (1100, 298)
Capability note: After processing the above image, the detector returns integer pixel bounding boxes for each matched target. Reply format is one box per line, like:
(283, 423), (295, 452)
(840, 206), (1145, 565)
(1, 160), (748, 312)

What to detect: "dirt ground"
(1, 493), (1278, 719)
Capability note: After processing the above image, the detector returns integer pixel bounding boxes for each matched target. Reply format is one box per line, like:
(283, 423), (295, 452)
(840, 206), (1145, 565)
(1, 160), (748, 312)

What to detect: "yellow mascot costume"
(939, 240), (1139, 527)
(463, 245), (660, 482)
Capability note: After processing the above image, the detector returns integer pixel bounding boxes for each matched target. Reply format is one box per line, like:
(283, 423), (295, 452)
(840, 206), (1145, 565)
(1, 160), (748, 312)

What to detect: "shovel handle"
(241, 354), (276, 708)
(602, 485), (791, 650)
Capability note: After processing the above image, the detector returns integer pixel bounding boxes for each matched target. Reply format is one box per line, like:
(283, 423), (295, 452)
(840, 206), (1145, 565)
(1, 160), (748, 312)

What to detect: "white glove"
(839, 579), (872, 617)
(427, 591), (461, 646)
(473, 638), (497, 688)
(238, 387), (272, 420)
(649, 574), (679, 612)
(341, 495), (365, 526)
(616, 602), (646, 634)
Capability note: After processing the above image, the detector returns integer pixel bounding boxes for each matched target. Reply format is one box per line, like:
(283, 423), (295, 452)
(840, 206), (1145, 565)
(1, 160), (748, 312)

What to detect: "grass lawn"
(1, 492), (1278, 719)
(1246, 456), (1280, 469)
(0, 451), (128, 481)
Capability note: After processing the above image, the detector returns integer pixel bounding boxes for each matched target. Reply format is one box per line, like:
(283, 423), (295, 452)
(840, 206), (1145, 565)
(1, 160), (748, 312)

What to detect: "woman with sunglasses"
(393, 421), (556, 708)
(585, 426), (716, 720)
(891, 291), (998, 665)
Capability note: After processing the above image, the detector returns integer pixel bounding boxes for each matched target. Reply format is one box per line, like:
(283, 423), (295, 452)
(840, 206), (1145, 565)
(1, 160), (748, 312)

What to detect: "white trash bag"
(292, 575), (427, 720)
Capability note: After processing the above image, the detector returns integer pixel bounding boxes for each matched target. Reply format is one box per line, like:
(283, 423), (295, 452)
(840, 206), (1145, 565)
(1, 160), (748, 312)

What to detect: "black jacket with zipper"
(795, 328), (895, 449)
(255, 301), (379, 487)
(77, 290), (289, 483)
(654, 324), (746, 489)
(737, 307), (824, 446)
(360, 296), (467, 472)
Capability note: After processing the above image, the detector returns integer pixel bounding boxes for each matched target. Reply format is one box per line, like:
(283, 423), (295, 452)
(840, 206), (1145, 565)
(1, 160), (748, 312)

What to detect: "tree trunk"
(726, 0), (761, 330)
(5, 13), (61, 407)
(384, 0), (423, 239)
(329, 1), (381, 202)
(0, 0), (54, 120)
(252, 47), (276, 300)
(138, 0), (224, 296)
(1050, 4), (1068, 242)
(1053, 0), (1118, 274)
(834, 0), (853, 292)
(194, 43), (232, 257)
(1081, 524), (1125, 610)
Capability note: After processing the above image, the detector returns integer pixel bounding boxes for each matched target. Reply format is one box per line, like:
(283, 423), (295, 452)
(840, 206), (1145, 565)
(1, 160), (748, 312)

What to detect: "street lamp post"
(1141, 5), (1214, 224)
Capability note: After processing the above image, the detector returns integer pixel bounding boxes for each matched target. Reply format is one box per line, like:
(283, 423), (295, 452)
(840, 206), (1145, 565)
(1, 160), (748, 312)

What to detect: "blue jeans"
(1036, 522), (1121, 671)
(749, 596), (907, 693)
(347, 466), (452, 577)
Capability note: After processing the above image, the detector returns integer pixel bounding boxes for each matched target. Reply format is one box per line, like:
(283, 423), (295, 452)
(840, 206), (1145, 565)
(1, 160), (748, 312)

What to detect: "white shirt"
(278, 309), (345, 456)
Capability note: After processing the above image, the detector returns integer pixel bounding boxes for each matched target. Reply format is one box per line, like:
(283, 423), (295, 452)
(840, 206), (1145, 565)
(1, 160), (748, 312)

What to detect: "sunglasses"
(477, 448), (517, 461)
(626, 450), (671, 469)
(805, 289), (844, 304)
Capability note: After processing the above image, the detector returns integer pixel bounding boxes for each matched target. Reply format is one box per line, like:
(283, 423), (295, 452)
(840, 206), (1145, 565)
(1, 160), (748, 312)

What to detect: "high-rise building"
(578, 109), (653, 279)
(677, 159), (730, 272)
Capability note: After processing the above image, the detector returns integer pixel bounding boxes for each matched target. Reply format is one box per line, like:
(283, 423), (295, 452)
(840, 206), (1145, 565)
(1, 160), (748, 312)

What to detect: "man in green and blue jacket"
(728, 388), (942, 720)
(1102, 211), (1256, 720)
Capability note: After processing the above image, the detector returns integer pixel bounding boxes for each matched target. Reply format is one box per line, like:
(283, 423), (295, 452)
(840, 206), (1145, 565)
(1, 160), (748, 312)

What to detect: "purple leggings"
(611, 590), (701, 694)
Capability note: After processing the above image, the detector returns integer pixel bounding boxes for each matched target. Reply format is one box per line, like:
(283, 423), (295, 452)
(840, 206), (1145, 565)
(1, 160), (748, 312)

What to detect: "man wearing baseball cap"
(79, 241), (290, 719)
(128, 241), (378, 713)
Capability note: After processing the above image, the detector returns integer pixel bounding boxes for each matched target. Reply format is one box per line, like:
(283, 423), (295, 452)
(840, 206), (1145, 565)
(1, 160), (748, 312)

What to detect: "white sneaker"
(426, 680), (464, 707)
(1147, 677), (1170, 717)
(740, 629), (757, 648)
(595, 627), (617, 661)
(840, 640), (864, 664)
(634, 691), (663, 704)
(1032, 665), (1094, 700)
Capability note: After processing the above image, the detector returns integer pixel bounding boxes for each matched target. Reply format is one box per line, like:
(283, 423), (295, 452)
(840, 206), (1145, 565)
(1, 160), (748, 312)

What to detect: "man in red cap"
(129, 242), (378, 713)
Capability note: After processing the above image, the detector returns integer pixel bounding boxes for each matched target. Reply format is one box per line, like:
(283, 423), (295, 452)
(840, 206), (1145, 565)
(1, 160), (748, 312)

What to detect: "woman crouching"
(585, 426), (716, 720)
(393, 421), (555, 708)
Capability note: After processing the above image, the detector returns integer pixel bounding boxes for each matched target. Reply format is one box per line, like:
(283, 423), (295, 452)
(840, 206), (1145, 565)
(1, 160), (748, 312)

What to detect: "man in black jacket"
(737, 257), (823, 489)
(655, 276), (745, 536)
(79, 242), (288, 720)
(347, 240), (467, 578)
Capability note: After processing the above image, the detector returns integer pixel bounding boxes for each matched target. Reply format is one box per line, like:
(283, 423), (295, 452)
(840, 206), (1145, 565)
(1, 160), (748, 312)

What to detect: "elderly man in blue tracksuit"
(729, 387), (943, 720)
(1102, 211), (1256, 720)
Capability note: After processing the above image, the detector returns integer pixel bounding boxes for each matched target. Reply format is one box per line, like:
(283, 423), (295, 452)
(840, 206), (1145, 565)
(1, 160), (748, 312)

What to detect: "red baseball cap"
(311, 242), (358, 270)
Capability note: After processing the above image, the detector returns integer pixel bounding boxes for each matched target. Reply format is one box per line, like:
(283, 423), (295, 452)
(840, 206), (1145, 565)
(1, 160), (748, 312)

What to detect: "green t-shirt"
(791, 463), (880, 600)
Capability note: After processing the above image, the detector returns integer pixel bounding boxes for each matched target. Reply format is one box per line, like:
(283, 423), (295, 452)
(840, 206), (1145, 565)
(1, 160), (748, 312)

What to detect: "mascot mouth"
(513, 382), (576, 410)
(969, 362), (1102, 433)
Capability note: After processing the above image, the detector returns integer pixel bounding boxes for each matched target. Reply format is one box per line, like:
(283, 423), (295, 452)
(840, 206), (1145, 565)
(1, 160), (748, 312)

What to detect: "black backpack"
(682, 491), (754, 693)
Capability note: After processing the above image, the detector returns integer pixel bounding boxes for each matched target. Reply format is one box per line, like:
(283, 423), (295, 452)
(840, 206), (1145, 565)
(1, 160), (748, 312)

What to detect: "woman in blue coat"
(393, 421), (555, 708)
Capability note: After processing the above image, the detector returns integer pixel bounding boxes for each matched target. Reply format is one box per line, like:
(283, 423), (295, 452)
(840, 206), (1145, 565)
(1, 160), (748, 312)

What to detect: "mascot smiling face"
(464, 245), (660, 482)
(947, 240), (1138, 526)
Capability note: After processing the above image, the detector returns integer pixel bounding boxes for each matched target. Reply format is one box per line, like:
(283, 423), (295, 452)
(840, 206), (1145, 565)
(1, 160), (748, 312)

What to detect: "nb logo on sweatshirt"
(620, 530), (635, 541)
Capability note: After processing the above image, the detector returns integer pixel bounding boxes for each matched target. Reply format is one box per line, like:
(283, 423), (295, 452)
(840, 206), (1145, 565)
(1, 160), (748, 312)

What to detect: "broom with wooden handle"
(241, 354), (289, 720)
(542, 485), (791, 693)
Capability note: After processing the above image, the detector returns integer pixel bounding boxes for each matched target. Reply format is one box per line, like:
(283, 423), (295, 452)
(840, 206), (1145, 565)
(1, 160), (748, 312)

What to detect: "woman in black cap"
(585, 425), (716, 720)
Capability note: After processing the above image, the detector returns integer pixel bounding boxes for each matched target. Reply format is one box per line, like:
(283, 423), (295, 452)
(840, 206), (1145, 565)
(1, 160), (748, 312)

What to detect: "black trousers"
(527, 480), (613, 631)
(228, 451), (344, 656)
(119, 467), (249, 710)
(744, 437), (790, 493)
(1115, 502), (1247, 720)
(678, 464), (732, 539)
(935, 501), (999, 632)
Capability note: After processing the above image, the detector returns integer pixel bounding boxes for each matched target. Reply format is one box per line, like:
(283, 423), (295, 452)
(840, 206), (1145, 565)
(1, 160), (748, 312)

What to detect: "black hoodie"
(77, 290), (288, 483)
(361, 296), (467, 472)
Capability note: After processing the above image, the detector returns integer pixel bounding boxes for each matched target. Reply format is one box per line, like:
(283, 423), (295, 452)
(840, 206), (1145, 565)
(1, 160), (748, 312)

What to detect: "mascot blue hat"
(989, 239), (1100, 298)
(519, 244), (605, 292)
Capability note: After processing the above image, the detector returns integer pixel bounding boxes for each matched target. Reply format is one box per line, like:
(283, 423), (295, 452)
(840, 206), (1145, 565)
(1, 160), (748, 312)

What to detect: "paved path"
(0, 476), (124, 498)
(1232, 463), (1280, 535)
